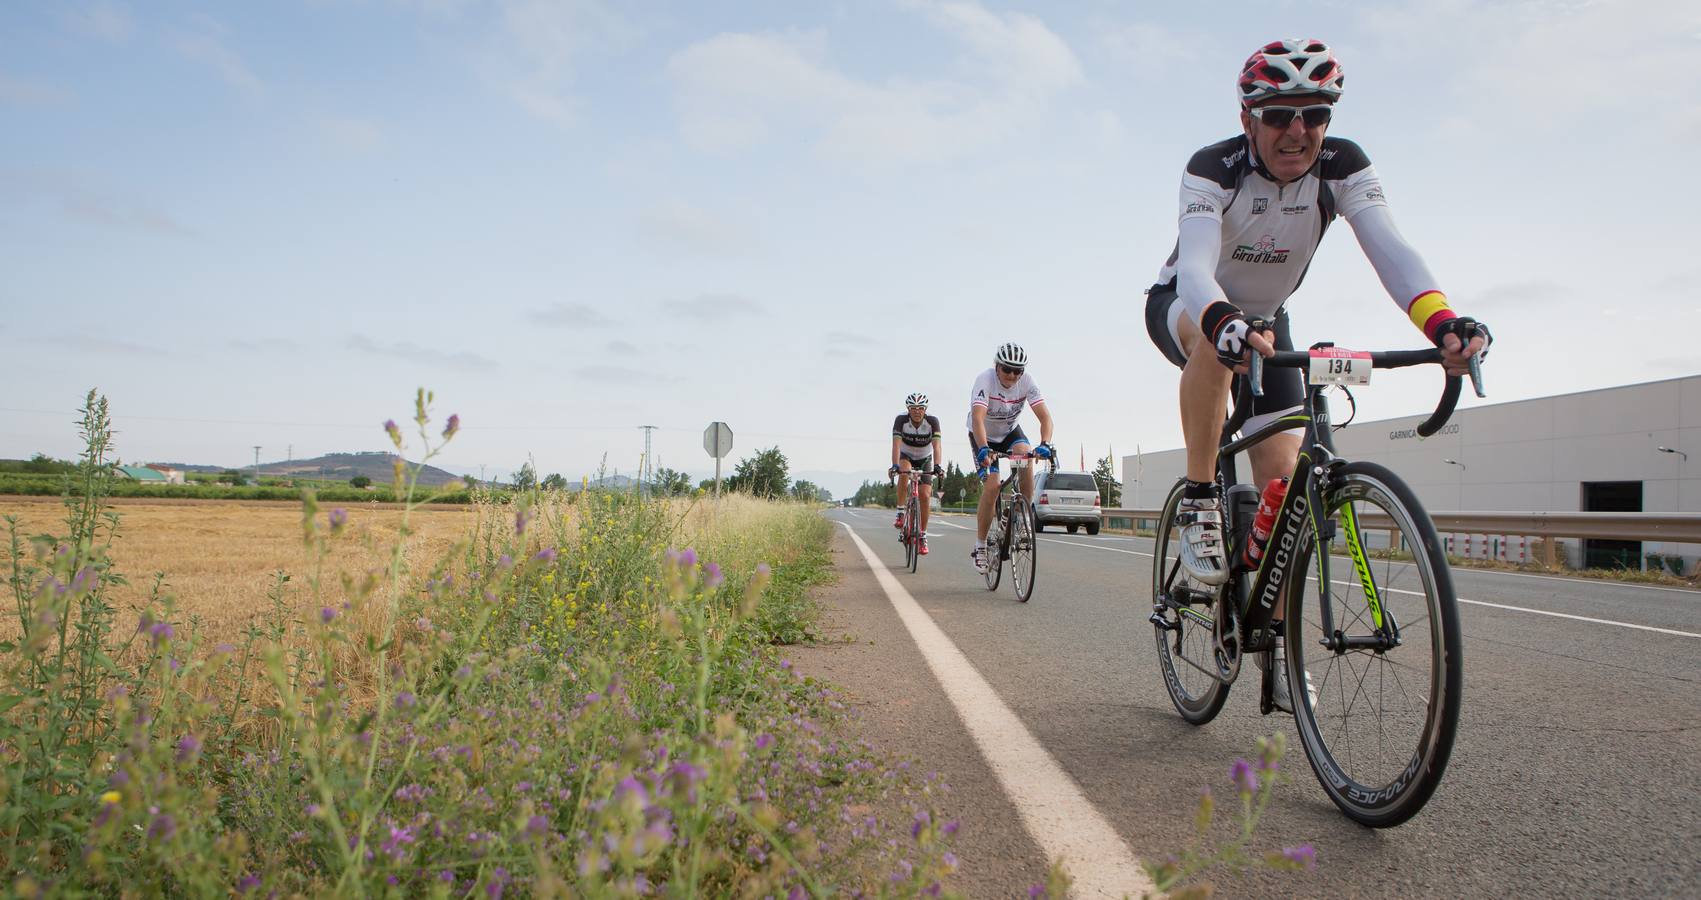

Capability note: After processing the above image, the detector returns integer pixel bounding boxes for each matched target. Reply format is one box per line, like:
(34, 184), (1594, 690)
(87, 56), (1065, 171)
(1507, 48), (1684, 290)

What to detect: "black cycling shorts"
(898, 455), (934, 479)
(968, 426), (1029, 465)
(1145, 282), (1304, 430)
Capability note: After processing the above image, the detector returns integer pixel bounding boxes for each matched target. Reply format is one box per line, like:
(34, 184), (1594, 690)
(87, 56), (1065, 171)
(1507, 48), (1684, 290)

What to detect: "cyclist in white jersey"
(967, 343), (1055, 573)
(1144, 40), (1490, 711)
(890, 392), (943, 555)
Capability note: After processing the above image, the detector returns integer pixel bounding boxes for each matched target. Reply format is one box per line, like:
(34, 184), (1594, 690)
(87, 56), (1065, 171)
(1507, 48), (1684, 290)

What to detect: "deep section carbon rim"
(1011, 497), (1037, 602)
(1287, 463), (1462, 827)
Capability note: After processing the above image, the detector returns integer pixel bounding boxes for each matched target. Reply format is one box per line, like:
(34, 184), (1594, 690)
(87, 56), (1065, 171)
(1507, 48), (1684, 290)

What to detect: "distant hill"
(257, 452), (462, 487)
(147, 453), (462, 487)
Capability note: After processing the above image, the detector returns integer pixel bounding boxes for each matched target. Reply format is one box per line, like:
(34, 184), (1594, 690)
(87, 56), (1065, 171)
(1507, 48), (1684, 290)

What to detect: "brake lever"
(1467, 352), (1486, 398)
(1249, 352), (1265, 398)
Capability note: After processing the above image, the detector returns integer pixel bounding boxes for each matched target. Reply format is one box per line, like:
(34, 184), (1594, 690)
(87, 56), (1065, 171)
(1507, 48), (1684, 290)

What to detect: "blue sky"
(3, 0), (1697, 499)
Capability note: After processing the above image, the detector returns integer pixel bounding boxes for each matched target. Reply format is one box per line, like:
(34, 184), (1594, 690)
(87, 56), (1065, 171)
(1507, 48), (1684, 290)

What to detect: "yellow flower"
(100, 791), (120, 804)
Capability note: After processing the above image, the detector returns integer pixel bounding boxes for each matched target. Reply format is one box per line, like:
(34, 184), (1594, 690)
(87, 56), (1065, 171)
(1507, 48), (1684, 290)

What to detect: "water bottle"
(1242, 477), (1290, 569)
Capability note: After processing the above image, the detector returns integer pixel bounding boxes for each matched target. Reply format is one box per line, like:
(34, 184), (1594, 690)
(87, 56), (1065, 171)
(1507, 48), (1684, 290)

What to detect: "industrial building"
(1122, 374), (1701, 572)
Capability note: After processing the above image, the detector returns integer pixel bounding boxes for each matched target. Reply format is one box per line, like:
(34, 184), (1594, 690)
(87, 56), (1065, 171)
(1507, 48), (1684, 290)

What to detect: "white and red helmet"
(1238, 39), (1344, 106)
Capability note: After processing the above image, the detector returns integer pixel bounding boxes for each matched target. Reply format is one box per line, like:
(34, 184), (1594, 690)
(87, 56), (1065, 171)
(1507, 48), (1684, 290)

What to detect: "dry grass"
(2, 498), (479, 643)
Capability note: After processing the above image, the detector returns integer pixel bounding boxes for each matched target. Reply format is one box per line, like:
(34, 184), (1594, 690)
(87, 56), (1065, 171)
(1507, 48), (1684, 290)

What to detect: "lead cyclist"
(1143, 39), (1491, 712)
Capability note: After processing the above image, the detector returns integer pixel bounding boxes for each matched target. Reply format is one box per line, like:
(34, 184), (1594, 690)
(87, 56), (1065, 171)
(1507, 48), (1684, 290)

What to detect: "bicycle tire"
(1285, 461), (1462, 827)
(906, 495), (921, 573)
(1151, 479), (1230, 724)
(983, 503), (1003, 592)
(1010, 495), (1038, 602)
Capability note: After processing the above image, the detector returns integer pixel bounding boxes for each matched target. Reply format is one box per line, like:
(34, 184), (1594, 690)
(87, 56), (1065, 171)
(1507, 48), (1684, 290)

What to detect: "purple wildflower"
(394, 691), (417, 710)
(1282, 844), (1318, 870)
(328, 508), (348, 531)
(525, 815), (549, 837)
(1029, 885), (1047, 899)
(533, 548), (557, 565)
(381, 825), (417, 860)
(515, 508), (533, 536)
(678, 547), (698, 568)
(943, 819), (960, 836)
(213, 642), (237, 654)
(703, 562), (723, 588)
(1231, 758), (1259, 795)
(236, 874), (261, 893)
(384, 419), (402, 446)
(147, 812), (176, 841)
(912, 811), (930, 840)
(149, 622), (174, 645)
(175, 734), (201, 763)
(755, 733), (774, 751)
(319, 606), (337, 624)
(942, 851), (958, 870)
(443, 414), (461, 439)
(756, 562), (771, 575)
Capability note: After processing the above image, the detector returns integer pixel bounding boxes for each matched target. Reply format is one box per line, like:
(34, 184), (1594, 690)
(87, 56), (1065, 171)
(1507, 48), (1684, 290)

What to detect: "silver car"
(1031, 470), (1101, 534)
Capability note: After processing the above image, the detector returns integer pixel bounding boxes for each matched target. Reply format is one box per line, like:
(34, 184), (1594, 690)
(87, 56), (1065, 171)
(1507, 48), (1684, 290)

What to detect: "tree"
(1093, 455), (1122, 508)
(851, 479), (897, 508)
(511, 462), (537, 491)
(726, 447), (790, 498)
(651, 467), (693, 496)
(349, 475), (372, 489)
(937, 461), (980, 509)
(462, 474), (478, 490)
(791, 479), (829, 502)
(541, 473), (566, 491)
(218, 468), (247, 487)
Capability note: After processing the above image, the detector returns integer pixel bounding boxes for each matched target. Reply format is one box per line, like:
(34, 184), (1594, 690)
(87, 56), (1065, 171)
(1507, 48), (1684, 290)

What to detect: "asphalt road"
(794, 509), (1701, 898)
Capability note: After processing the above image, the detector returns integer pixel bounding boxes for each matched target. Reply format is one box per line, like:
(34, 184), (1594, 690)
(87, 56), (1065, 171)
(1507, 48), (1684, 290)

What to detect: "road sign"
(704, 422), (733, 498)
(703, 422), (733, 458)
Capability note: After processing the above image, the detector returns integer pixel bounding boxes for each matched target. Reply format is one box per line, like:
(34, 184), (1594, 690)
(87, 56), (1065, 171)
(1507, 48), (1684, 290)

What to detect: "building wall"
(1121, 374), (1701, 570)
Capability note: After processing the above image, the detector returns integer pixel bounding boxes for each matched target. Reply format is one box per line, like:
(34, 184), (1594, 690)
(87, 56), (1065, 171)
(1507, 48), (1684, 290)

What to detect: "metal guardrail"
(1100, 508), (1701, 567)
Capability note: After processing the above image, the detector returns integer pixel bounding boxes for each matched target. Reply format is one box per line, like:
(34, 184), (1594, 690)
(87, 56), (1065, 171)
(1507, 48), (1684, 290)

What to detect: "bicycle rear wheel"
(905, 495), (921, 573)
(1151, 480), (1230, 724)
(1009, 496), (1038, 602)
(983, 510), (1003, 592)
(1286, 461), (1462, 827)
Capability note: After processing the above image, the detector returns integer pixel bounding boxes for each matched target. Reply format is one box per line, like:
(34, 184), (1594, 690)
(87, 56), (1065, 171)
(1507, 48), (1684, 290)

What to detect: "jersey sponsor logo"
(1186, 201), (1216, 214)
(1251, 198), (1269, 214)
(1230, 233), (1290, 264)
(1281, 203), (1310, 215)
(1221, 147), (1247, 169)
(1320, 148), (1337, 161)
(1365, 188), (1385, 202)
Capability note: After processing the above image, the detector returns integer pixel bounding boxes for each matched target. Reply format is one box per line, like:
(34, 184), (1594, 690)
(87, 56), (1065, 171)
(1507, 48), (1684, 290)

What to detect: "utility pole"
(252, 445), (262, 481)
(639, 425), (657, 498)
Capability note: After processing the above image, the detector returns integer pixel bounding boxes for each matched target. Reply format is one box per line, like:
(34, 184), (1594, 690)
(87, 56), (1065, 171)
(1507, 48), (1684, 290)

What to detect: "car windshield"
(1046, 474), (1097, 491)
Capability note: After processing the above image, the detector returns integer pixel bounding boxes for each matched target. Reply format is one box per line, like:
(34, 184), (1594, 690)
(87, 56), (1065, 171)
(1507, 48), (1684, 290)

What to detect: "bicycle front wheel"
(1151, 479), (1230, 724)
(905, 496), (920, 572)
(984, 518), (1003, 592)
(1009, 498), (1038, 602)
(1286, 461), (1463, 827)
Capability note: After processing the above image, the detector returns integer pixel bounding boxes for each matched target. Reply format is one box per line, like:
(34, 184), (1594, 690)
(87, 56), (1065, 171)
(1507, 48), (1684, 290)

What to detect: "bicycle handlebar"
(1247, 346), (1484, 438)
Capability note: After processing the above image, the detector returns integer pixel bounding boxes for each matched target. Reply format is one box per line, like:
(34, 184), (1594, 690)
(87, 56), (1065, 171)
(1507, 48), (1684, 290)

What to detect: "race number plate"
(1309, 348), (1372, 386)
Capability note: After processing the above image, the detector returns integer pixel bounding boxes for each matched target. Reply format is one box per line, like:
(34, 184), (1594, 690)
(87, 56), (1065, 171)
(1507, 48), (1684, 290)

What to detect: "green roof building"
(116, 466), (168, 482)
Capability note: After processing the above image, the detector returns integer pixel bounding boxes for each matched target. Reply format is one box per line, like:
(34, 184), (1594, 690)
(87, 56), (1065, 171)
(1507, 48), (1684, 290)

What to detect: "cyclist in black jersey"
(891, 392), (943, 555)
(1144, 39), (1491, 712)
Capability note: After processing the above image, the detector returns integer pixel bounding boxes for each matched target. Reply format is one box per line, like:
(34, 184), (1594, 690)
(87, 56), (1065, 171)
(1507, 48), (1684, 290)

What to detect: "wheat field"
(1, 497), (479, 642)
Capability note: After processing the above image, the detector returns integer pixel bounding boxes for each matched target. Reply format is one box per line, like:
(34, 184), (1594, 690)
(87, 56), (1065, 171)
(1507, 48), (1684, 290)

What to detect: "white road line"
(839, 524), (1151, 899)
(1034, 536), (1700, 639)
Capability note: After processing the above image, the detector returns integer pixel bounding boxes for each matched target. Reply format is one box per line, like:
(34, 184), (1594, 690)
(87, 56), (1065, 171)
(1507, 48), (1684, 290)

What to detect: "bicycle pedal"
(1149, 611), (1179, 631)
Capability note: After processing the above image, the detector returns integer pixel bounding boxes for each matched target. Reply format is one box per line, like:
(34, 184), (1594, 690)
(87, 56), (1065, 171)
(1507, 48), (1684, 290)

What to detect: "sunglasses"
(1248, 103), (1333, 130)
(997, 365), (1025, 376)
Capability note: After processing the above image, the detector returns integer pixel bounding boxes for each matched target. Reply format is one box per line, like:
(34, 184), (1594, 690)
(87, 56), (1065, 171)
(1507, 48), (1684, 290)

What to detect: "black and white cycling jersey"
(1152, 134), (1441, 325)
(893, 414), (943, 461)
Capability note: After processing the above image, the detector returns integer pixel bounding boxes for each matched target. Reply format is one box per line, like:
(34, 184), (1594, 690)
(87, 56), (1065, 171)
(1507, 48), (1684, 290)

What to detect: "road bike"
(1149, 327), (1485, 827)
(982, 452), (1054, 602)
(891, 464), (941, 573)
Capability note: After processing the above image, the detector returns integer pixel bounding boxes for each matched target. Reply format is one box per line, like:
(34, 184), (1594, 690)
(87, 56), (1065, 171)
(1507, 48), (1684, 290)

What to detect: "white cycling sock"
(974, 540), (986, 549)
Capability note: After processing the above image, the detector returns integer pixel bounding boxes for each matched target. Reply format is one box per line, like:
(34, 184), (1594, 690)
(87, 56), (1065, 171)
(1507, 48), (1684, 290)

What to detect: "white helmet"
(904, 392), (929, 408)
(995, 342), (1027, 369)
(1238, 39), (1344, 106)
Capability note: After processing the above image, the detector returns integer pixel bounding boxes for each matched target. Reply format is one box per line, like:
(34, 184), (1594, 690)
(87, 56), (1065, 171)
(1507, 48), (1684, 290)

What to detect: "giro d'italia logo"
(1231, 233), (1290, 264)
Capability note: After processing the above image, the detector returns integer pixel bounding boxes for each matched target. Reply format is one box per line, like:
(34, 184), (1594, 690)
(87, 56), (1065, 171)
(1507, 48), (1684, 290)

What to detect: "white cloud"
(67, 2), (135, 43)
(317, 115), (384, 153)
(2, 171), (195, 236)
(0, 75), (71, 107)
(478, 0), (637, 127)
(666, 1), (1084, 166)
(525, 302), (614, 327)
(169, 18), (262, 96)
(635, 200), (754, 256)
(345, 334), (498, 371)
(660, 293), (764, 320)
